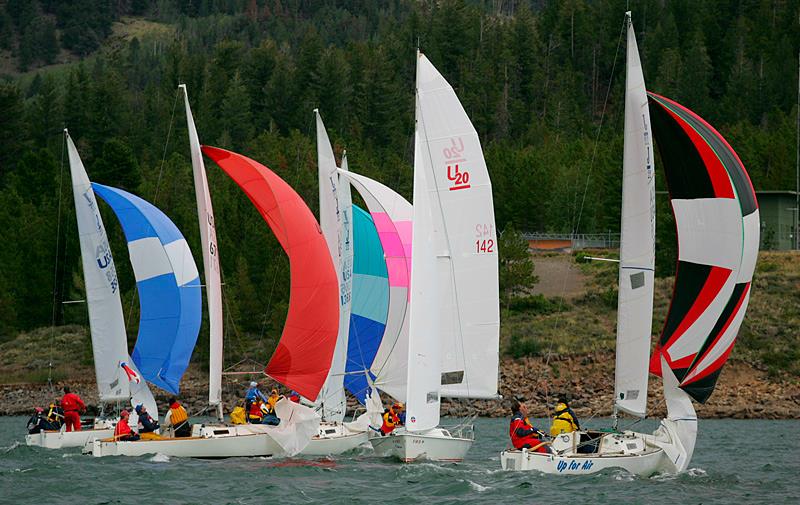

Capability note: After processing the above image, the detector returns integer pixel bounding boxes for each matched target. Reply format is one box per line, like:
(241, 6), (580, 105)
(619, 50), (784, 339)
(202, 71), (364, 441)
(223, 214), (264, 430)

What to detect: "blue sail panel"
(92, 183), (201, 394)
(344, 205), (389, 403)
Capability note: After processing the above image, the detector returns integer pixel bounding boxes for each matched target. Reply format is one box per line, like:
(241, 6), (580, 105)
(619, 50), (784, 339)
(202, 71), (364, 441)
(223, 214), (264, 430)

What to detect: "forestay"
(181, 84), (224, 410)
(202, 146), (339, 401)
(648, 92), (759, 404)
(415, 52), (500, 399)
(345, 204), (389, 404)
(93, 184), (202, 395)
(338, 170), (412, 402)
(315, 110), (353, 422)
(614, 13), (656, 418)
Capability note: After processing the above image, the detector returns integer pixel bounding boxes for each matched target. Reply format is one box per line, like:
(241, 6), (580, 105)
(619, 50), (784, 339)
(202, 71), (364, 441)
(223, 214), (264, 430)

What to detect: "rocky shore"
(2, 353), (798, 420)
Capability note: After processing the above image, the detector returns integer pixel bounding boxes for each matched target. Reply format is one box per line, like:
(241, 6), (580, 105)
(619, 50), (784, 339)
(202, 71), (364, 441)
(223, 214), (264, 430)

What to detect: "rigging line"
(48, 131), (68, 389)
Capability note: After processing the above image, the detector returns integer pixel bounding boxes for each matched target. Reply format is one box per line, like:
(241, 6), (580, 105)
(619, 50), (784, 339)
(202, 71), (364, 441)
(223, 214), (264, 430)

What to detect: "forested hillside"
(0, 0), (797, 361)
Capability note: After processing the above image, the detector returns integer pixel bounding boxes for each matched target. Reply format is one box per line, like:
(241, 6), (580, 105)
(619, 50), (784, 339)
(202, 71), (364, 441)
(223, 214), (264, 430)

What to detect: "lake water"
(1, 416), (798, 504)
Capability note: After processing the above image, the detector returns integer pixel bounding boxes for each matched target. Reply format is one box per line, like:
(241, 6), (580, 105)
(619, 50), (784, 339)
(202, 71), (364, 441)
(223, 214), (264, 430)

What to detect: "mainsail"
(181, 84), (224, 411)
(93, 184), (202, 395)
(648, 92), (759, 404)
(337, 170), (412, 402)
(66, 132), (130, 403)
(415, 52), (500, 399)
(315, 110), (353, 422)
(345, 204), (389, 404)
(202, 146), (339, 401)
(614, 13), (656, 418)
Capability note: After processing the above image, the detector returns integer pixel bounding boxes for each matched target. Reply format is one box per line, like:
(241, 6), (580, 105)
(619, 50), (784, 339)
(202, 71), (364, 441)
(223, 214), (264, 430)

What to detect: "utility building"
(756, 191), (798, 250)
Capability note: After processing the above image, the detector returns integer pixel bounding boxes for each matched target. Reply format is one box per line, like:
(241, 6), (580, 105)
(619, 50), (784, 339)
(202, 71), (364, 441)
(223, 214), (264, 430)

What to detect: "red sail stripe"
(682, 283), (750, 385)
(649, 93), (734, 199)
(661, 266), (732, 353)
(650, 92), (757, 207)
(202, 146), (339, 401)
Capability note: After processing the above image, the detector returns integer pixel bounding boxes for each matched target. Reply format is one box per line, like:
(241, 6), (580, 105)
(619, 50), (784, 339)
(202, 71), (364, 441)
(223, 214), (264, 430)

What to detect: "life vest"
(509, 413), (545, 451)
(61, 393), (84, 412)
(114, 419), (132, 439)
(380, 409), (400, 435)
(230, 406), (247, 425)
(248, 402), (263, 420)
(168, 403), (189, 426)
(550, 403), (579, 436)
(267, 394), (279, 410)
(47, 404), (63, 423)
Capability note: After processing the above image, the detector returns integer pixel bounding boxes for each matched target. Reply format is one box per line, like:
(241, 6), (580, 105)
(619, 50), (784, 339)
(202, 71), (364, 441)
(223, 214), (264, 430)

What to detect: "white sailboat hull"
(27, 427), (115, 449)
(299, 422), (369, 456)
(88, 424), (286, 459)
(500, 430), (673, 477)
(369, 428), (473, 463)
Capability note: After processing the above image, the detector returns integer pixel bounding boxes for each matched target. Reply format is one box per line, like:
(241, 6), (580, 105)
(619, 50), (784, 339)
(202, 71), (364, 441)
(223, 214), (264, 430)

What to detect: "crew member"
(45, 402), (64, 429)
(135, 404), (159, 433)
(164, 397), (191, 437)
(244, 382), (268, 422)
(261, 401), (280, 426)
(267, 388), (281, 411)
(248, 400), (264, 424)
(61, 386), (86, 432)
(114, 410), (140, 441)
(380, 402), (404, 436)
(26, 407), (47, 434)
(288, 391), (300, 403)
(509, 400), (549, 453)
(550, 396), (580, 436)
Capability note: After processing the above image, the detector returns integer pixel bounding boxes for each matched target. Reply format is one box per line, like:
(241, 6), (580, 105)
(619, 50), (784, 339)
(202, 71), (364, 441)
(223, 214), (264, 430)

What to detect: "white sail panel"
(338, 170), (412, 402)
(67, 132), (130, 402)
(316, 110), (350, 422)
(415, 53), (500, 399)
(181, 85), (224, 409)
(405, 130), (441, 432)
(614, 14), (656, 418)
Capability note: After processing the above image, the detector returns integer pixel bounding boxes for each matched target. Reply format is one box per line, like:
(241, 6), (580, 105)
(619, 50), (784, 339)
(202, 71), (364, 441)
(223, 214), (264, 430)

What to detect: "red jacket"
(114, 419), (133, 438)
(248, 402), (263, 419)
(509, 413), (547, 452)
(61, 393), (85, 413)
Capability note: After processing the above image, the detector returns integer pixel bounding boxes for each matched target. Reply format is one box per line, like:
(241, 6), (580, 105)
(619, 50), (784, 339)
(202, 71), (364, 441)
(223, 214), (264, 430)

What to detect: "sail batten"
(203, 146), (339, 401)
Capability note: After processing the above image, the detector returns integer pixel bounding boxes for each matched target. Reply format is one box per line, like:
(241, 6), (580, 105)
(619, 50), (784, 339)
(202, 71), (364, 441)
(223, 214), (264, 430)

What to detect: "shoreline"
(1, 353), (798, 420)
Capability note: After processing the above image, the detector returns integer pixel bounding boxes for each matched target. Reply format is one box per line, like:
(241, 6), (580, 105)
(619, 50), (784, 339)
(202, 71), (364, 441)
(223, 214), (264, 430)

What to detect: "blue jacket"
(245, 387), (268, 403)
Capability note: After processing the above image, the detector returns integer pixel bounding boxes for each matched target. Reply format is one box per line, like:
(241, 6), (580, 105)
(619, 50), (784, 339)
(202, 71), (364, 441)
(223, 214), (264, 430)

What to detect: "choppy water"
(1, 416), (798, 504)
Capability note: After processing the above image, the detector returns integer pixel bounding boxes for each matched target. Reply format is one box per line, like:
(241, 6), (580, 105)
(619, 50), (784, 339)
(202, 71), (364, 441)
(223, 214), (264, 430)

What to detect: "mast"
(181, 85), (224, 421)
(613, 12), (656, 421)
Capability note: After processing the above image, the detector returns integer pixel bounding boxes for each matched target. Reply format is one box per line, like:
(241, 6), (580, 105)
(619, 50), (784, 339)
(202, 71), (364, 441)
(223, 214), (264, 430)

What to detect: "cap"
(250, 381), (258, 387)
(120, 410), (130, 418)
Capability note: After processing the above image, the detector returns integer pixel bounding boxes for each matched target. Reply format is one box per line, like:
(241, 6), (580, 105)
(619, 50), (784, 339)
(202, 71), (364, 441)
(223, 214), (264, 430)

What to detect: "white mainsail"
(315, 110), (352, 422)
(405, 129), (442, 432)
(181, 85), (224, 414)
(337, 170), (412, 402)
(415, 52), (500, 399)
(614, 13), (656, 418)
(67, 131), (157, 417)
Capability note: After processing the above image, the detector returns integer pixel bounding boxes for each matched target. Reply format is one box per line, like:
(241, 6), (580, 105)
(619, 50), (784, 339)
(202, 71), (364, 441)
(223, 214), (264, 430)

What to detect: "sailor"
(267, 388), (281, 411)
(164, 397), (192, 437)
(45, 402), (64, 429)
(509, 400), (550, 453)
(134, 404), (160, 433)
(288, 391), (301, 403)
(380, 402), (404, 436)
(60, 386), (86, 432)
(248, 400), (264, 424)
(260, 402), (280, 426)
(550, 395), (580, 436)
(114, 410), (140, 441)
(26, 407), (47, 434)
(244, 381), (268, 422)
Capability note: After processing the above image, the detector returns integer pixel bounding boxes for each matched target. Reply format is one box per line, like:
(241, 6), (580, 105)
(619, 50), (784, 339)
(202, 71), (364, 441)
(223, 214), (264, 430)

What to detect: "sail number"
(475, 223), (495, 254)
(476, 239), (494, 253)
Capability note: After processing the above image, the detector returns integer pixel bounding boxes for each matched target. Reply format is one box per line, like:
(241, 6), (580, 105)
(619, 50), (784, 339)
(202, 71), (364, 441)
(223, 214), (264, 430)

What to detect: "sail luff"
(66, 132), (130, 402)
(315, 110), (352, 422)
(613, 13), (656, 418)
(181, 85), (224, 409)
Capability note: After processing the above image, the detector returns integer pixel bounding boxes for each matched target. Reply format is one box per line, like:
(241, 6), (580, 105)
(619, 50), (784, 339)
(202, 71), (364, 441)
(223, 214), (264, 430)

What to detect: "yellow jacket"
(550, 402), (580, 436)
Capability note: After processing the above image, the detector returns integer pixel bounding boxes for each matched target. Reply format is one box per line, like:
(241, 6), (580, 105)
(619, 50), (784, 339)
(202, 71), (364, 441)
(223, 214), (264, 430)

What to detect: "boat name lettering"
(443, 138), (471, 191)
(556, 460), (593, 472)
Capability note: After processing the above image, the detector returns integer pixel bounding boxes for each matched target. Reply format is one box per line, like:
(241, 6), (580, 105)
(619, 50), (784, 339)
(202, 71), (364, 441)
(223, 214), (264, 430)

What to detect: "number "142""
(476, 239), (494, 253)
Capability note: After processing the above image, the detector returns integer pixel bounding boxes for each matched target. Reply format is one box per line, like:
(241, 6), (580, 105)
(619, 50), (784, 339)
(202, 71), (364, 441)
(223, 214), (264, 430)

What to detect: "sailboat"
(89, 89), (325, 458)
(27, 131), (159, 450)
(364, 51), (501, 462)
(296, 113), (371, 456)
(499, 12), (759, 476)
